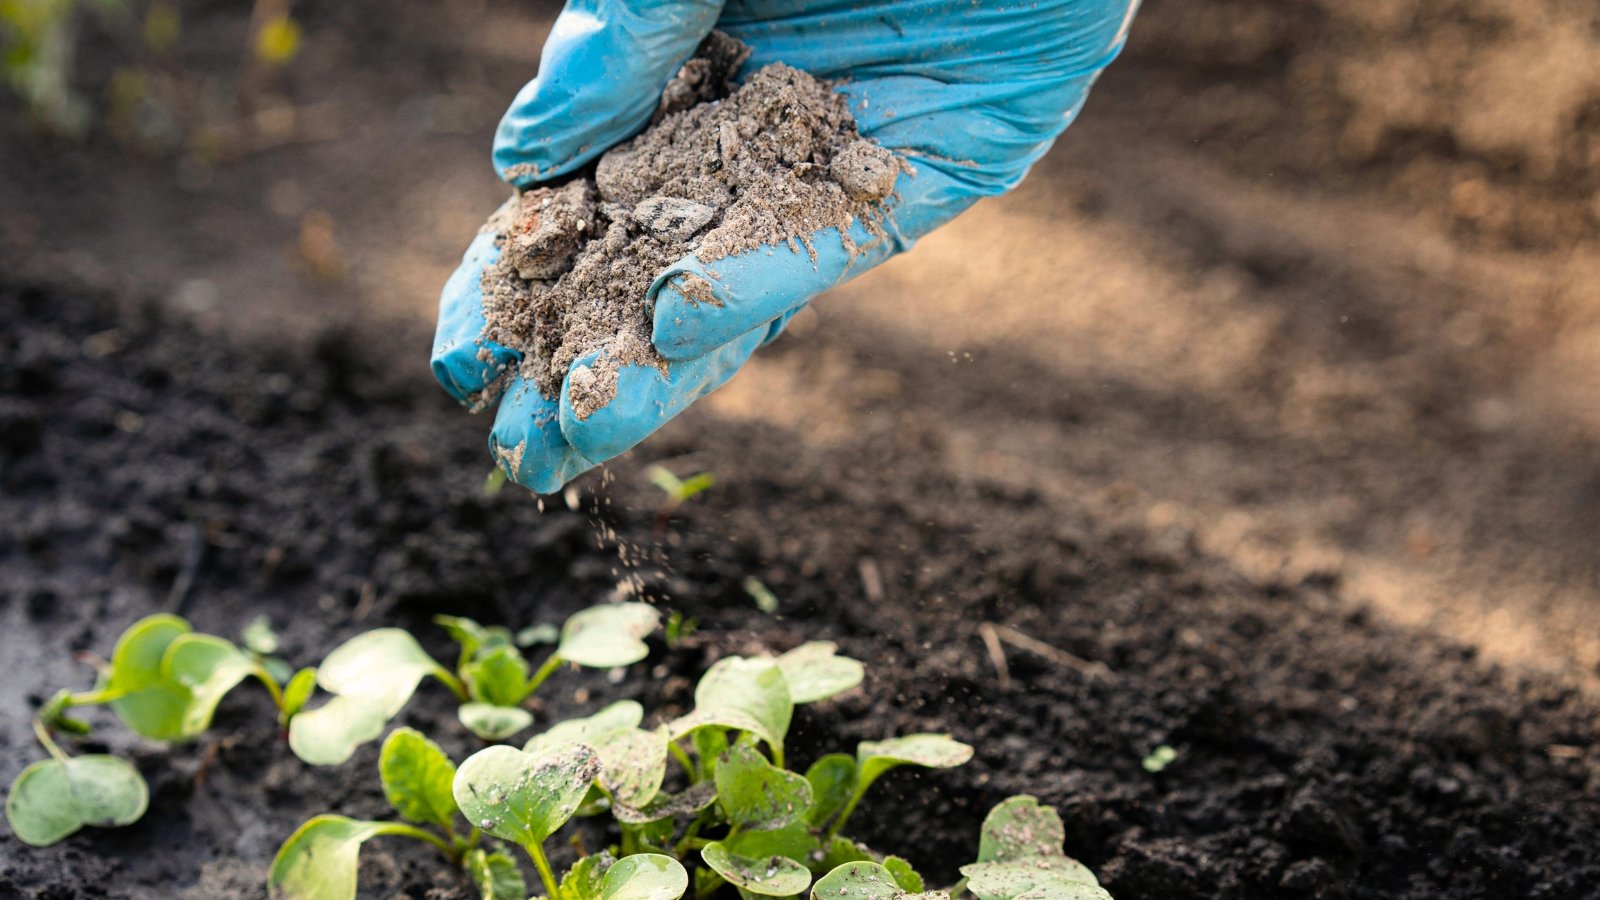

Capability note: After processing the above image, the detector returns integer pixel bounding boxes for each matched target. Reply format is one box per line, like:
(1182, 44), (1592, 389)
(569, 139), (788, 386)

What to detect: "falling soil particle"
(480, 32), (899, 419)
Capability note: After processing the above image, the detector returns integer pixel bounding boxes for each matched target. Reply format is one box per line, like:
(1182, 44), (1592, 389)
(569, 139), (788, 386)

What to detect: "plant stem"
(432, 666), (470, 703)
(251, 664), (285, 709)
(523, 838), (562, 900)
(32, 718), (69, 764)
(825, 786), (867, 842)
(522, 653), (566, 701)
(668, 740), (697, 782)
(769, 743), (784, 769)
(66, 688), (128, 707)
(373, 821), (460, 863)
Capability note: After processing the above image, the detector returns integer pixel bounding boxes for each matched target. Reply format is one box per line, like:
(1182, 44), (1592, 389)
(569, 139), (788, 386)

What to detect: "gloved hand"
(432, 0), (1140, 493)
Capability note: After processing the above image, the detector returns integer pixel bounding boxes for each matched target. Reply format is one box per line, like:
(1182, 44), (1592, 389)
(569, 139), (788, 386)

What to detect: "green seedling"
(958, 796), (1111, 900)
(647, 466), (715, 511)
(289, 603), (661, 762)
(664, 611), (699, 648)
(1140, 745), (1177, 774)
(5, 613), (293, 845)
(742, 577), (780, 615)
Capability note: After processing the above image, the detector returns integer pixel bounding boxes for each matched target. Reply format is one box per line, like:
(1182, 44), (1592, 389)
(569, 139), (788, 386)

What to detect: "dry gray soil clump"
(480, 33), (899, 418)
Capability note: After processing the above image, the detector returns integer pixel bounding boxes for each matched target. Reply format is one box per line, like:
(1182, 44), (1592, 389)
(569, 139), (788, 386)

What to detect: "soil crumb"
(480, 32), (899, 418)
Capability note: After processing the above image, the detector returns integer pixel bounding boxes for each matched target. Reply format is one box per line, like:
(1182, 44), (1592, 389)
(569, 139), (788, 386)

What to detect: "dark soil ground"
(2, 281), (1597, 899)
(4, 1), (1600, 898)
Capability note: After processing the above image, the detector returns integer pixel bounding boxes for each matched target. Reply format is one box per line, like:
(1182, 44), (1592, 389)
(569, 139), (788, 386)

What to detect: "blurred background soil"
(5, 0), (1597, 687)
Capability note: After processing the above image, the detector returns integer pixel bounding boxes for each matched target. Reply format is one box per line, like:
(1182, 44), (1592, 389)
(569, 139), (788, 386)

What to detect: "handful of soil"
(479, 33), (900, 419)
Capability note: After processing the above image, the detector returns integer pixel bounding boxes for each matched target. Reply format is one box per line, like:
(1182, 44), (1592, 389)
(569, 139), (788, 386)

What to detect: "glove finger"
(649, 152), (975, 362)
(432, 231), (521, 408)
(557, 326), (767, 462)
(494, 0), (726, 187)
(489, 374), (599, 494)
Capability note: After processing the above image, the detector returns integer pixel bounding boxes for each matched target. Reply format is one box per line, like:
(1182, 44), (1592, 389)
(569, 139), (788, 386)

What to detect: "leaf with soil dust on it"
(453, 742), (600, 846)
(161, 633), (259, 738)
(559, 603), (661, 668)
(5, 755), (148, 847)
(614, 780), (718, 826)
(804, 753), (857, 827)
(882, 857), (925, 893)
(459, 703), (536, 741)
(715, 744), (813, 830)
(289, 629), (451, 764)
(526, 699), (646, 753)
(561, 850), (616, 900)
(855, 734), (974, 792)
(665, 656), (793, 756)
(960, 796), (1109, 900)
(590, 726), (669, 808)
(810, 861), (950, 900)
(379, 727), (458, 830)
(777, 641), (865, 704)
(977, 795), (1066, 863)
(268, 815), (423, 900)
(466, 848), (527, 900)
(701, 837), (814, 897)
(600, 853), (690, 900)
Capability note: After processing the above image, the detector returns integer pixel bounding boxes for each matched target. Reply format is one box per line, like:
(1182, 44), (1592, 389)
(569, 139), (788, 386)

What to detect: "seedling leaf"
(958, 861), (1102, 900)
(464, 646), (533, 707)
(268, 815), (408, 900)
(804, 754), (856, 827)
(977, 795), (1065, 863)
(459, 703), (536, 741)
(817, 835), (875, 871)
(436, 615), (516, 662)
(281, 667), (318, 720)
(562, 851), (614, 900)
(592, 727), (669, 808)
(601, 853), (689, 900)
(242, 615), (281, 656)
(715, 744), (812, 830)
(288, 694), (393, 765)
(856, 734), (974, 790)
(558, 603), (660, 668)
(614, 780), (718, 825)
(5, 755), (148, 847)
(316, 628), (444, 715)
(379, 728), (458, 830)
(776, 642), (864, 704)
(106, 613), (193, 739)
(883, 857), (925, 893)
(162, 633), (257, 738)
(666, 657), (792, 754)
(701, 840), (812, 896)
(524, 700), (645, 754)
(467, 848), (527, 900)
(453, 742), (600, 845)
(811, 862), (949, 900)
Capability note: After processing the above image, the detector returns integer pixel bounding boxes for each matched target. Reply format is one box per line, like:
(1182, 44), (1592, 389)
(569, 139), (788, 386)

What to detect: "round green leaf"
(601, 853), (689, 900)
(1009, 885), (1112, 900)
(702, 841), (813, 896)
(465, 646), (533, 707)
(977, 796), (1066, 864)
(107, 614), (193, 739)
(592, 727), (668, 809)
(268, 815), (406, 900)
(288, 694), (393, 765)
(856, 734), (974, 790)
(811, 862), (949, 900)
(242, 615), (281, 656)
(525, 700), (645, 754)
(958, 859), (1101, 900)
(715, 744), (812, 830)
(804, 753), (857, 827)
(316, 628), (444, 715)
(460, 703), (536, 741)
(380, 727), (458, 829)
(666, 657), (792, 754)
(558, 603), (660, 668)
(467, 848), (528, 900)
(776, 642), (865, 704)
(162, 633), (256, 738)
(453, 742), (600, 845)
(281, 667), (318, 720)
(883, 858), (925, 893)
(5, 755), (148, 847)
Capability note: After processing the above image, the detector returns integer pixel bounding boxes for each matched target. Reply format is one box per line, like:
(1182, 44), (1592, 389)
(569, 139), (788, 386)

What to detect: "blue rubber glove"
(433, 0), (1140, 493)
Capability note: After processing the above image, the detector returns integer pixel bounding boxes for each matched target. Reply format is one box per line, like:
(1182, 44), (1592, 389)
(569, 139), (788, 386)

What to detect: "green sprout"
(289, 603), (661, 762)
(742, 578), (780, 615)
(1140, 745), (1177, 774)
(646, 465), (715, 530)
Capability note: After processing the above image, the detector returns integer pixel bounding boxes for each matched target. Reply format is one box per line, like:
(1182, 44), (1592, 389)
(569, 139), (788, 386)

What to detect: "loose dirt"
(480, 33), (896, 418)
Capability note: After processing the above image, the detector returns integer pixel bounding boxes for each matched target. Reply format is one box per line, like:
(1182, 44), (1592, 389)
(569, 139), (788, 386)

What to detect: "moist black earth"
(1, 280), (1596, 900)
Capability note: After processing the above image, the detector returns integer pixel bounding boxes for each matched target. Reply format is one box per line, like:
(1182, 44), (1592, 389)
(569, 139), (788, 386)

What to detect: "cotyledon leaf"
(855, 734), (974, 791)
(591, 727), (669, 808)
(464, 645), (533, 707)
(558, 603), (661, 668)
(561, 851), (615, 900)
(379, 727), (458, 830)
(883, 857), (925, 893)
(958, 860), (1102, 900)
(600, 853), (689, 900)
(5, 755), (149, 847)
(614, 780), (718, 826)
(776, 642), (865, 704)
(161, 633), (258, 739)
(701, 840), (813, 897)
(525, 700), (644, 753)
(977, 795), (1066, 863)
(466, 848), (527, 900)
(810, 861), (950, 900)
(281, 667), (318, 720)
(268, 815), (422, 900)
(106, 614), (193, 740)
(453, 742), (600, 845)
(459, 703), (536, 741)
(315, 628), (447, 714)
(715, 744), (812, 830)
(665, 657), (792, 754)
(288, 694), (394, 766)
(804, 753), (857, 827)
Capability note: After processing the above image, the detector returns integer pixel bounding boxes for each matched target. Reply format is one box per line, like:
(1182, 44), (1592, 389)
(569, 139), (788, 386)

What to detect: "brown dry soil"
(4, 0), (1600, 898)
